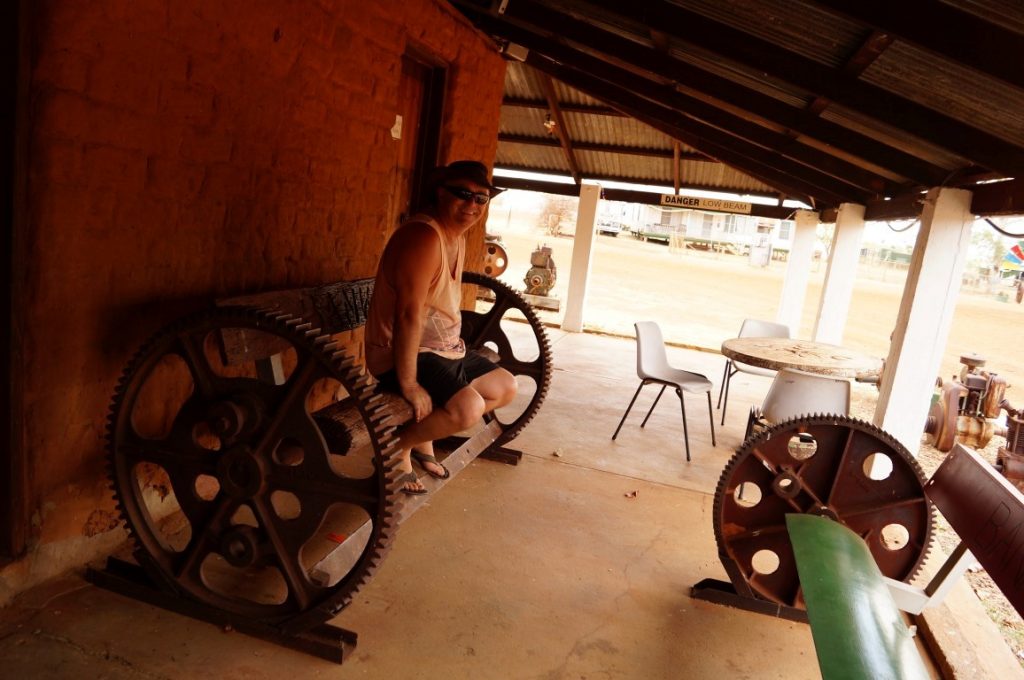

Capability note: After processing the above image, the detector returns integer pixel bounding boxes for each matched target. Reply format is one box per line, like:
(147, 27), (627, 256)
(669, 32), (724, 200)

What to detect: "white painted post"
(874, 187), (973, 452)
(775, 209), (819, 335)
(561, 182), (601, 333)
(813, 203), (866, 344)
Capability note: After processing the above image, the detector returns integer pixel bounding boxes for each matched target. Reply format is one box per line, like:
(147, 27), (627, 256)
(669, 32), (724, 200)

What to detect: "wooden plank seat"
(215, 276), (514, 506)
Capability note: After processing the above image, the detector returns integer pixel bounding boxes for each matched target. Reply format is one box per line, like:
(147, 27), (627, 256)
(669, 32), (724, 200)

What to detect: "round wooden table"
(721, 337), (882, 380)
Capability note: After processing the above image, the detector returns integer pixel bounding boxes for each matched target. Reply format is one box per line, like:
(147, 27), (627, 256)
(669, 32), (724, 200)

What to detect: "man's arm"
(388, 222), (443, 421)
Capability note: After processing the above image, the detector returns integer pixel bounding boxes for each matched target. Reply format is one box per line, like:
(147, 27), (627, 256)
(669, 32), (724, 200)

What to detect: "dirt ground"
(487, 218), (1024, 663)
(491, 226), (1023, 405)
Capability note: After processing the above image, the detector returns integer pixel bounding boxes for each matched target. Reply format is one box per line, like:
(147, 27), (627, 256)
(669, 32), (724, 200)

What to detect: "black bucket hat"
(429, 160), (505, 197)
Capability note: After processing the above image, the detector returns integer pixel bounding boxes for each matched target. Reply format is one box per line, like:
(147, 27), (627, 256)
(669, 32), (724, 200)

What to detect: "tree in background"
(538, 194), (577, 236)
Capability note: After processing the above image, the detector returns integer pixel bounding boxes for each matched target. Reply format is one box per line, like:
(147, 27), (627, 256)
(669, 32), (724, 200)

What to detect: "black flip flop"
(398, 471), (428, 495)
(411, 451), (451, 480)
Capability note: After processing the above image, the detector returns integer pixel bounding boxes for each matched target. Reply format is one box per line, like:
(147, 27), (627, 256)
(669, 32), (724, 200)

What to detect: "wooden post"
(813, 203), (866, 344)
(874, 187), (973, 452)
(776, 209), (819, 335)
(561, 183), (601, 332)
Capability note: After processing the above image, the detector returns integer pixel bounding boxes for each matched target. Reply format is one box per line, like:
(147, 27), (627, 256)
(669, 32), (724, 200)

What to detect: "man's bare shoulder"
(384, 220), (442, 283)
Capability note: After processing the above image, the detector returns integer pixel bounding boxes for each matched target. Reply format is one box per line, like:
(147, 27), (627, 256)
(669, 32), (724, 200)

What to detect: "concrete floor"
(0, 329), (1017, 678)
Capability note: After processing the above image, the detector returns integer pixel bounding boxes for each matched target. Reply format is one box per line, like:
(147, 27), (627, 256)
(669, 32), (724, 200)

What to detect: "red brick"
(146, 157), (204, 200)
(31, 139), (83, 186)
(81, 144), (148, 193)
(179, 127), (233, 164)
(17, 0), (508, 560)
(87, 49), (161, 115)
(158, 81), (218, 127)
(34, 48), (91, 93)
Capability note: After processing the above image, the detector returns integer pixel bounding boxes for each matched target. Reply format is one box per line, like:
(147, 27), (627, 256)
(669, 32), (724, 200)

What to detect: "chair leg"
(676, 387), (691, 462)
(706, 391), (716, 447)
(717, 360), (732, 408)
(640, 384), (667, 428)
(720, 367), (734, 426)
(612, 382), (645, 441)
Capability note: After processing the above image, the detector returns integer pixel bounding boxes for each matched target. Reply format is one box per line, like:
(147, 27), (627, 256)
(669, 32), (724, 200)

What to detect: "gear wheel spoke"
(713, 415), (934, 608)
(118, 438), (218, 476)
(108, 307), (400, 629)
(175, 330), (222, 400)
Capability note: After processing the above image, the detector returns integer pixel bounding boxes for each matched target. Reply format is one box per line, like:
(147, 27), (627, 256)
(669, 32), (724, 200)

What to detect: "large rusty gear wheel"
(107, 307), (402, 631)
(460, 271), (552, 448)
(713, 415), (934, 608)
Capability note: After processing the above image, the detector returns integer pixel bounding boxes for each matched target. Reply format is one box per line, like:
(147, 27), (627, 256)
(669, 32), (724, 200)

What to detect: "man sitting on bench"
(364, 161), (518, 495)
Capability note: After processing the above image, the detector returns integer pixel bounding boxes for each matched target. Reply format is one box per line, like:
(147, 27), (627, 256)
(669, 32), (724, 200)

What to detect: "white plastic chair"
(718, 318), (791, 426)
(746, 368), (851, 439)
(612, 321), (716, 461)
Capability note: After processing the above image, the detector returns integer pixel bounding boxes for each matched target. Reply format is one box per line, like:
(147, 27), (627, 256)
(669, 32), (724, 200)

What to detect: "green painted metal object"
(786, 514), (929, 680)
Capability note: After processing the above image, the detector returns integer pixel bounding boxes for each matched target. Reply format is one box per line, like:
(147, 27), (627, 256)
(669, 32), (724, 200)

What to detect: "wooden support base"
(689, 578), (808, 623)
(85, 558), (358, 663)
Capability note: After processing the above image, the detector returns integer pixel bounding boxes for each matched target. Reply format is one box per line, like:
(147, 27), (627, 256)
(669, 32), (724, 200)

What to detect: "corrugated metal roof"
(862, 41), (1024, 150)
(671, 0), (866, 68)
(562, 113), (675, 150)
(461, 0), (1024, 214)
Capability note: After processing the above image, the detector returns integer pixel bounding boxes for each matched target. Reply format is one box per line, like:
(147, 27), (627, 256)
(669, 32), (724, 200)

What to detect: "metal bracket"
(690, 578), (808, 623)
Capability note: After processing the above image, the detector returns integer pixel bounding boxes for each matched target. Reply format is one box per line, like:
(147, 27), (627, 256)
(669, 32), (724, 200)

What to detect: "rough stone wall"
(4, 0), (505, 600)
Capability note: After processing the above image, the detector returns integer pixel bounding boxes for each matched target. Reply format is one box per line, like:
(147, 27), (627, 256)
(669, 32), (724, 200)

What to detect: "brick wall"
(5, 0), (505, 595)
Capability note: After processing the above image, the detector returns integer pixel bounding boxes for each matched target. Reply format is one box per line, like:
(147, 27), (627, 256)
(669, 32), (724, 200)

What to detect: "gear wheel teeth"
(460, 272), (552, 449)
(106, 305), (401, 630)
(713, 414), (935, 607)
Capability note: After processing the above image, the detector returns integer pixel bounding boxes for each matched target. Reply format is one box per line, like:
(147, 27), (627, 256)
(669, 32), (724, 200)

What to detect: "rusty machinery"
(698, 415), (933, 612)
(923, 353), (1009, 451)
(922, 353), (1024, 489)
(99, 272), (551, 658)
(482, 234), (509, 277)
(524, 244), (557, 297)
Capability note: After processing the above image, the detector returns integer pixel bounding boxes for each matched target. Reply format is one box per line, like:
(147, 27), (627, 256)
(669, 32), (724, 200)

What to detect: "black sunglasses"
(443, 185), (490, 205)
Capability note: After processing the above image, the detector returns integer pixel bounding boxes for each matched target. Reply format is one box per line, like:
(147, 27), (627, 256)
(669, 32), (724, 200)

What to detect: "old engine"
(923, 353), (1008, 451)
(524, 244), (557, 297)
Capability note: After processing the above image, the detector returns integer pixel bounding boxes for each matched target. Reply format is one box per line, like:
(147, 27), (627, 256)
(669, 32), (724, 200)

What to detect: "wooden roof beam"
(495, 163), (787, 200)
(494, 174), (798, 220)
(482, 0), (947, 186)
(470, 12), (882, 200)
(805, 0), (1024, 91)
(579, 0), (1024, 176)
(498, 133), (709, 161)
(503, 97), (624, 117)
(806, 30), (893, 116)
(522, 52), (851, 207)
(536, 72), (582, 184)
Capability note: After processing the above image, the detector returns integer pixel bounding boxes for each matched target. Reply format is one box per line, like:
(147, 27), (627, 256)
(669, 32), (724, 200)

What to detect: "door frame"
(404, 43), (447, 211)
(2, 0), (29, 560)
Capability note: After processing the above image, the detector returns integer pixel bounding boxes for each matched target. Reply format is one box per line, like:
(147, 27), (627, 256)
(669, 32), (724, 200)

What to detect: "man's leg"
(396, 364), (517, 492)
(468, 367), (517, 412)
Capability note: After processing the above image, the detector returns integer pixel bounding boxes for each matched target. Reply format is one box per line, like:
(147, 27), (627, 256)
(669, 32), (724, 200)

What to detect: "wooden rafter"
(524, 51), (848, 206)
(495, 163), (787, 200)
(579, 0), (1024, 176)
(673, 142), (680, 195)
(502, 97), (623, 117)
(476, 0), (948, 186)
(468, 9), (880, 202)
(805, 0), (1024, 91)
(536, 72), (581, 184)
(806, 30), (893, 116)
(495, 174), (798, 220)
(498, 133), (708, 161)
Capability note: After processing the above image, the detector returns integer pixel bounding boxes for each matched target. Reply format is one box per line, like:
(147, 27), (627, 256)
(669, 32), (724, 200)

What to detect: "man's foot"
(411, 450), (450, 480)
(398, 470), (427, 496)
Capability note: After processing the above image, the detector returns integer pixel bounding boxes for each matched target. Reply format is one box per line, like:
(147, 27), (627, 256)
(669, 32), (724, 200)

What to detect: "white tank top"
(364, 215), (466, 375)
